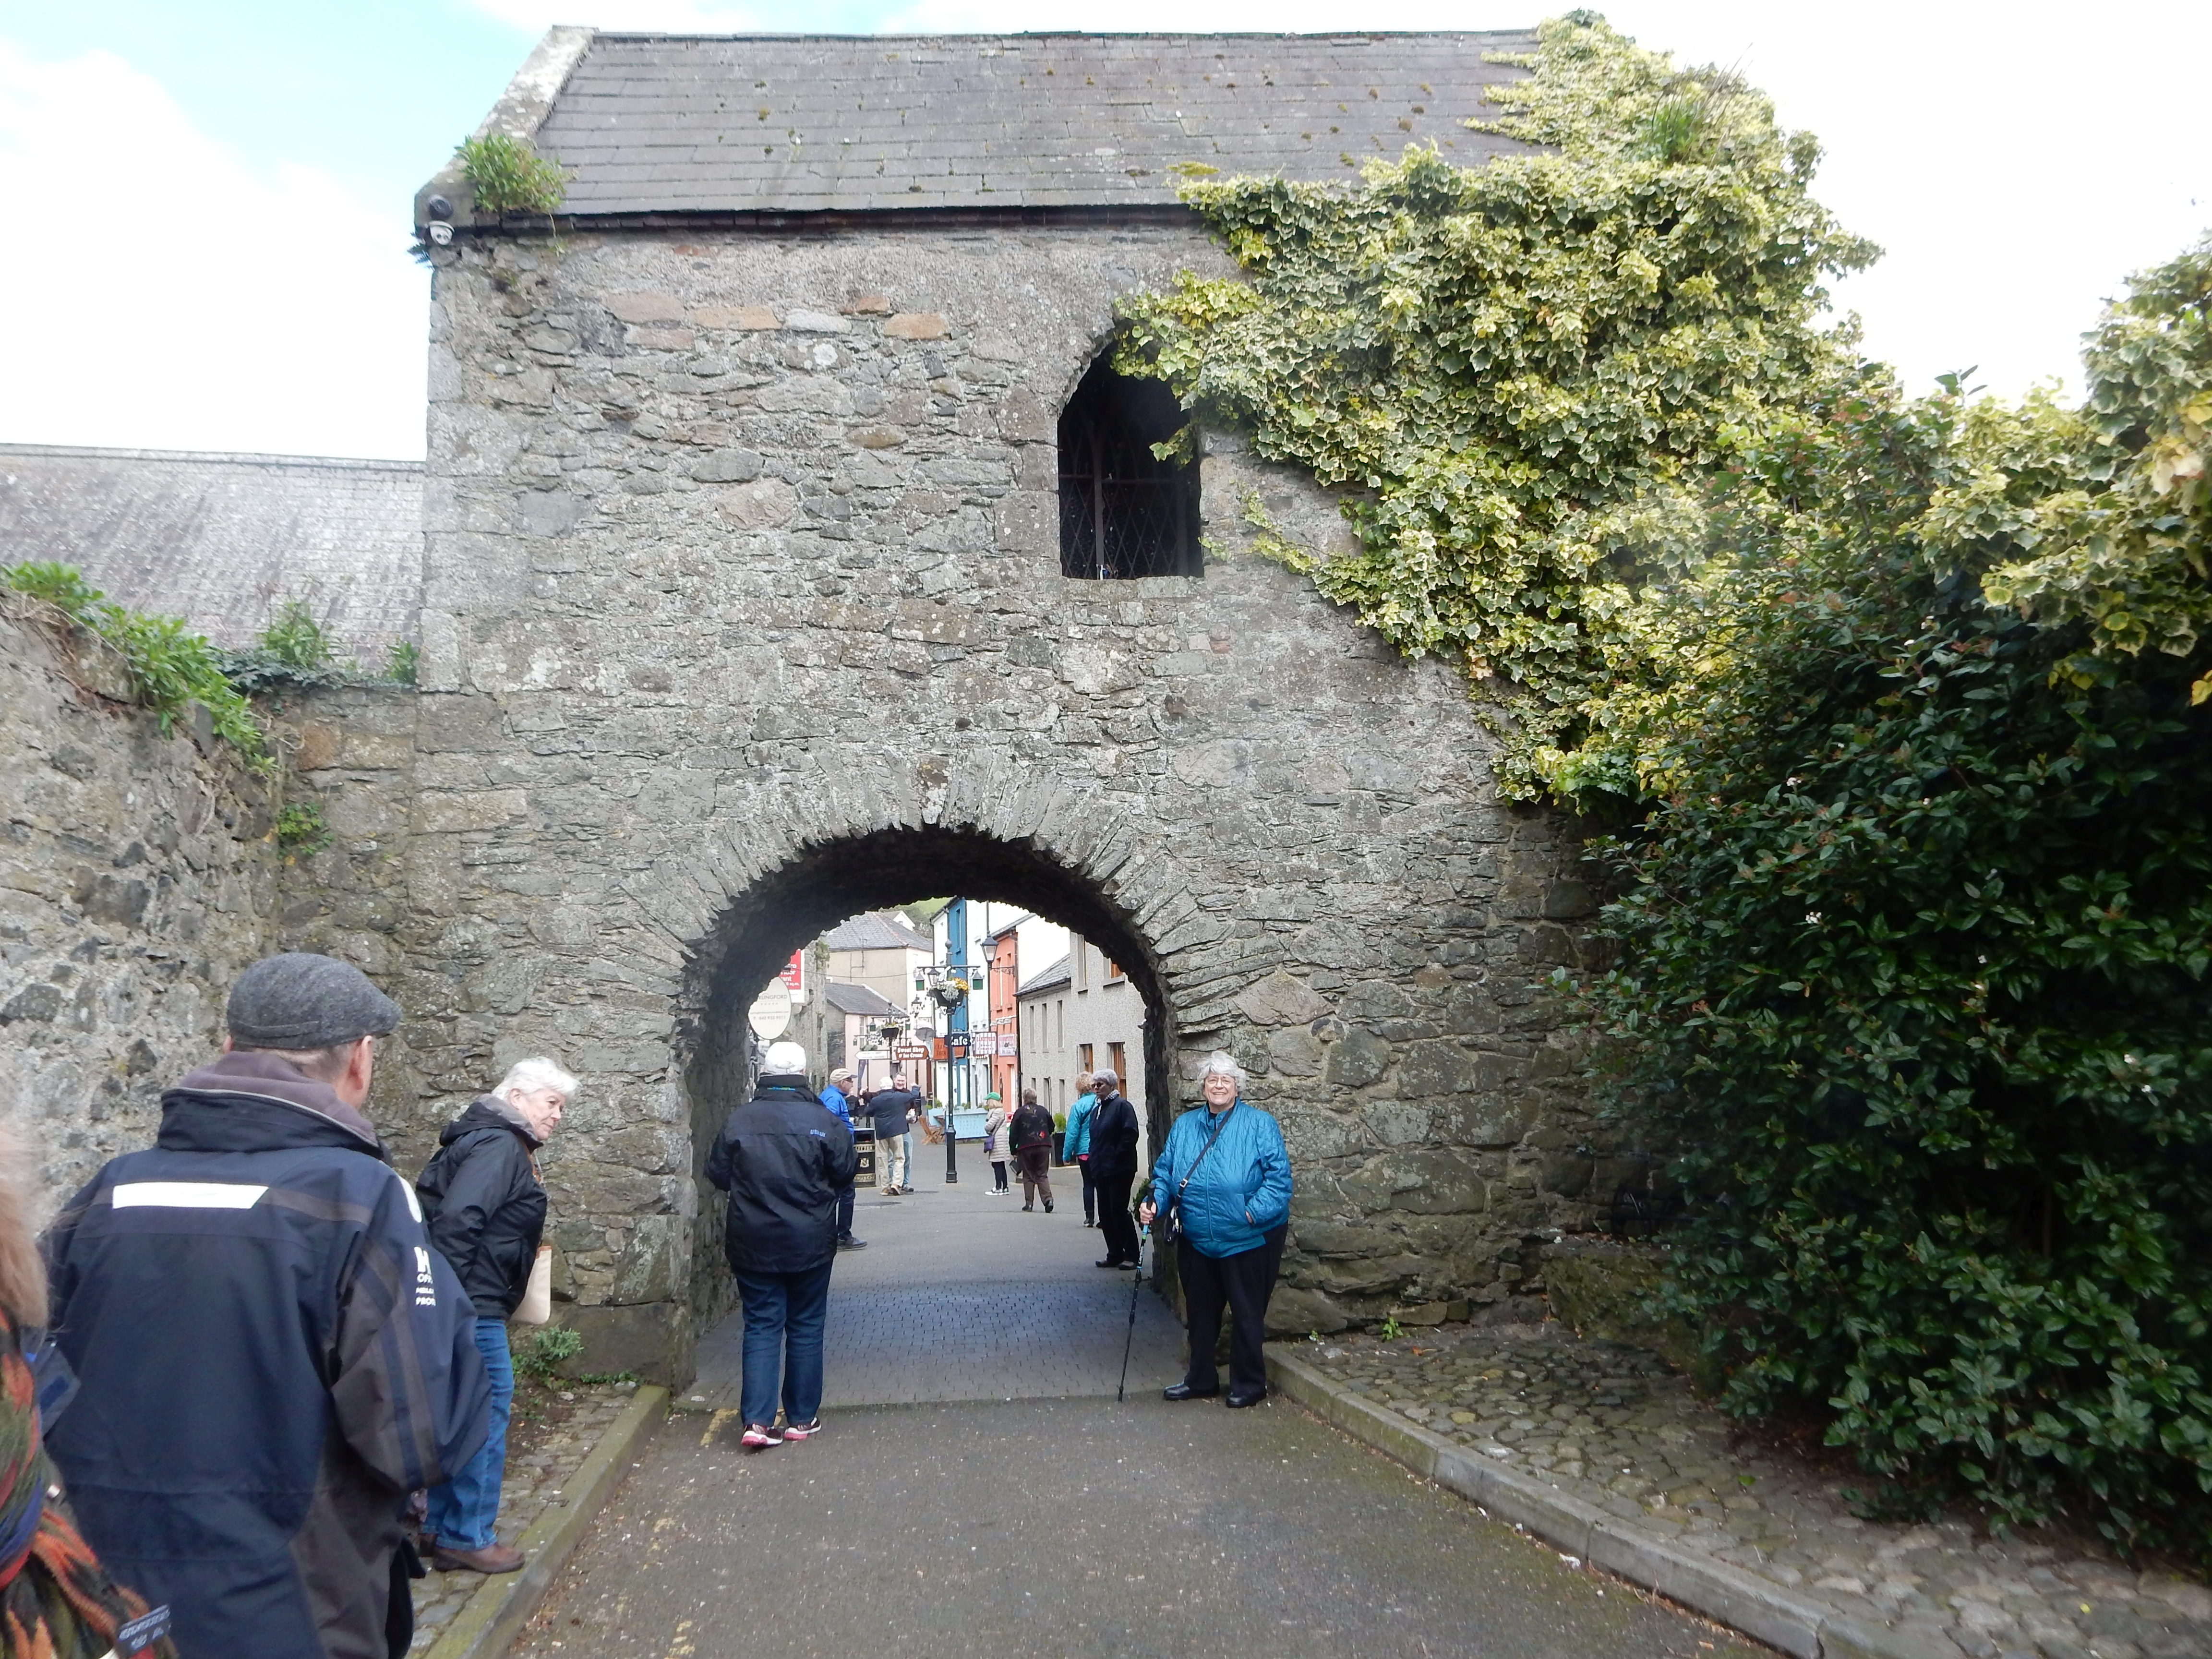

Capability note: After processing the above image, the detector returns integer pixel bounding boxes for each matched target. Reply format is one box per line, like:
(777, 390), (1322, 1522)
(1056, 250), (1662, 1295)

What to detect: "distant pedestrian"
(1088, 1069), (1142, 1270)
(704, 1040), (858, 1450)
(817, 1068), (866, 1250)
(1061, 1072), (1099, 1226)
(1011, 1089), (1055, 1213)
(42, 951), (490, 1659)
(0, 1124), (179, 1659)
(982, 1093), (1010, 1193)
(868, 1072), (920, 1195)
(1141, 1052), (1292, 1408)
(415, 1057), (575, 1575)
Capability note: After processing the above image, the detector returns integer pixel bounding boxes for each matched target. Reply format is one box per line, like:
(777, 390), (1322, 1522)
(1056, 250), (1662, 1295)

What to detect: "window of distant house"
(1080, 1043), (1095, 1073)
(1106, 958), (1125, 984)
(1059, 355), (1201, 579)
(1109, 1041), (1127, 1082)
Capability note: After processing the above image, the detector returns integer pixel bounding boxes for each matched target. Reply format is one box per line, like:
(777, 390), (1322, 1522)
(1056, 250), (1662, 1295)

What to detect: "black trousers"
(1095, 1169), (1137, 1263)
(1077, 1157), (1097, 1223)
(1178, 1226), (1288, 1397)
(836, 1184), (855, 1238)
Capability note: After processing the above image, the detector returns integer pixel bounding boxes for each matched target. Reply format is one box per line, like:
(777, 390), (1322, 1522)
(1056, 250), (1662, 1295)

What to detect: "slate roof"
(823, 980), (902, 1017)
(1017, 954), (1073, 998)
(0, 444), (423, 655)
(522, 31), (1536, 217)
(824, 911), (933, 953)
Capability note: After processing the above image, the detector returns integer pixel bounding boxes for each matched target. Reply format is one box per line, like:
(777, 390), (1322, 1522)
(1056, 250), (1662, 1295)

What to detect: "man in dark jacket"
(703, 1040), (858, 1449)
(415, 1057), (573, 1575)
(1088, 1069), (1142, 1269)
(866, 1073), (921, 1196)
(43, 952), (490, 1659)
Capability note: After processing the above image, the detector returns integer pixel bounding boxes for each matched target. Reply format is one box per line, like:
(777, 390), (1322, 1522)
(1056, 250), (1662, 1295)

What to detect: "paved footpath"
(518, 1168), (1766, 1658)
(686, 1159), (1187, 1409)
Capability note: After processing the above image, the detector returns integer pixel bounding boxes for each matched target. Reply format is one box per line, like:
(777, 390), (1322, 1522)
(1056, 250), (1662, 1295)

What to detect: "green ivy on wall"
(1118, 12), (1874, 796)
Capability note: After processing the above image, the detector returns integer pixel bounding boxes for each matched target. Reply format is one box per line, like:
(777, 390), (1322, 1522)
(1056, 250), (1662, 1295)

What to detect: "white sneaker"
(740, 1422), (782, 1450)
(782, 1417), (823, 1441)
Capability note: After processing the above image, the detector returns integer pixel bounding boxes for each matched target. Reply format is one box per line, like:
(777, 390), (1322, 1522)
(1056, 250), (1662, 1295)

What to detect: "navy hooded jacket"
(43, 1050), (491, 1659)
(703, 1075), (858, 1274)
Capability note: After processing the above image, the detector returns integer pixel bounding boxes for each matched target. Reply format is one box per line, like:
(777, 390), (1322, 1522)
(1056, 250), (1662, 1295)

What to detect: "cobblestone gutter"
(1267, 1327), (2211, 1659)
(412, 1382), (667, 1659)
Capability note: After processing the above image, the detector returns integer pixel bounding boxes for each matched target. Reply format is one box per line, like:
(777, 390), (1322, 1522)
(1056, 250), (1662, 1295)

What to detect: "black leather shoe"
(1095, 1257), (1124, 1268)
(1225, 1389), (1268, 1409)
(837, 1236), (868, 1250)
(1162, 1382), (1219, 1402)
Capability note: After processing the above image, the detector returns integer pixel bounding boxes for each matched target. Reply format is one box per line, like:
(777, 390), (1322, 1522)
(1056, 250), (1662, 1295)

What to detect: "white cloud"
(0, 38), (426, 459)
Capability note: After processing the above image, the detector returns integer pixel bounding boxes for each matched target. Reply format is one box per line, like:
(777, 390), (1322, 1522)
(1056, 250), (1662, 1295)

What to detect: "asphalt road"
(511, 1396), (1767, 1659)
(685, 1161), (1186, 1410)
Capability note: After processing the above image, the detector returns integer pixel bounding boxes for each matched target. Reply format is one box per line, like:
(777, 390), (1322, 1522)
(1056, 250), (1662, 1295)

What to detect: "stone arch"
(655, 798), (1210, 1354)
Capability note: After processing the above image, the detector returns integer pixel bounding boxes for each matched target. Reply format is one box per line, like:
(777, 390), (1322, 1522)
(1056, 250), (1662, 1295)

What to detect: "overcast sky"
(0, 1), (2203, 459)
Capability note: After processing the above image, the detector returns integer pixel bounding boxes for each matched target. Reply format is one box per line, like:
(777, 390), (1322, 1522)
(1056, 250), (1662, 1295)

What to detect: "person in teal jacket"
(1139, 1051), (1291, 1407)
(1060, 1074), (1099, 1226)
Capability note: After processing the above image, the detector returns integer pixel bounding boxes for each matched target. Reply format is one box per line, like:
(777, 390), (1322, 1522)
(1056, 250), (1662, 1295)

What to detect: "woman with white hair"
(1139, 1052), (1291, 1408)
(416, 1056), (576, 1574)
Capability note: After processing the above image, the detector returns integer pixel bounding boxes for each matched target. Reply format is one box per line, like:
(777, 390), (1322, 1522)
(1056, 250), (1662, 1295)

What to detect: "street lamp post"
(927, 973), (968, 1184)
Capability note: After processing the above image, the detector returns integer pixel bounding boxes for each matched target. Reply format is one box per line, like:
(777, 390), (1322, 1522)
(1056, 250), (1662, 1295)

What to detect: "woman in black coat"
(416, 1057), (575, 1575)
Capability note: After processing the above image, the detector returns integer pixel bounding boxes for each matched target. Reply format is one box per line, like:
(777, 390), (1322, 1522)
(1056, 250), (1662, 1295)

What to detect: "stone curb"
(1264, 1348), (1954, 1659)
(421, 1385), (669, 1659)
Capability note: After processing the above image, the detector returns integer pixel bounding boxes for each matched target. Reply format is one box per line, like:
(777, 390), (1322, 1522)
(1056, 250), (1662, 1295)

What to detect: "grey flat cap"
(227, 952), (400, 1049)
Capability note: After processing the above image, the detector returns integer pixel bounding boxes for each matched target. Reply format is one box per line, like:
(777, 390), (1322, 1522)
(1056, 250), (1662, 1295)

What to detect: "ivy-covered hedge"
(1127, 10), (2212, 1553)
(1581, 365), (2212, 1554)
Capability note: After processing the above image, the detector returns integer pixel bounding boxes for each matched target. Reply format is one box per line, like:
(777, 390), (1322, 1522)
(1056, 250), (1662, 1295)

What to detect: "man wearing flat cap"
(43, 953), (492, 1659)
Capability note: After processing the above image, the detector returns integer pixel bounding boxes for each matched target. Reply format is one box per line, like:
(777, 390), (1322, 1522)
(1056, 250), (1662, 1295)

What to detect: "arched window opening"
(1057, 356), (1200, 579)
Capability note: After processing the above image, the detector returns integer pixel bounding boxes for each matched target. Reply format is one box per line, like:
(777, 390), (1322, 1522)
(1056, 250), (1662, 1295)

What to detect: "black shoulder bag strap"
(1161, 1103), (1235, 1246)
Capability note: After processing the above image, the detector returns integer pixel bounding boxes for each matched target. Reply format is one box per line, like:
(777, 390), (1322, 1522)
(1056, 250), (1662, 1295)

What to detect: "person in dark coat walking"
(415, 1057), (575, 1575)
(1087, 1069), (1142, 1269)
(867, 1073), (920, 1195)
(41, 952), (490, 1659)
(1010, 1089), (1055, 1212)
(704, 1041), (858, 1449)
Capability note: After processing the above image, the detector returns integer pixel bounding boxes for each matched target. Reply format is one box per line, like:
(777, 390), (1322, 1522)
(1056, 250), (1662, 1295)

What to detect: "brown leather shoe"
(432, 1541), (524, 1575)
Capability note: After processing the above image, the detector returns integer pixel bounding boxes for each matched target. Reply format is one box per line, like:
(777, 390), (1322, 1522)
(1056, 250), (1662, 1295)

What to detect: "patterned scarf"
(0, 1313), (176, 1659)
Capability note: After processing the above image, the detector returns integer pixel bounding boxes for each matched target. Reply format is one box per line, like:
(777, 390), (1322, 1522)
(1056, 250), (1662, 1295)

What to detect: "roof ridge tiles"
(429, 27), (1534, 224)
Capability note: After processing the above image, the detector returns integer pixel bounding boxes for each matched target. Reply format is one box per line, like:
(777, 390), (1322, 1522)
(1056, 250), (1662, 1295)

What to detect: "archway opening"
(677, 825), (1186, 1404)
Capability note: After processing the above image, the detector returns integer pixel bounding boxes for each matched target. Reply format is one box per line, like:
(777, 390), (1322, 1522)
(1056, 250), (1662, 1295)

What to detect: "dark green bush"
(1582, 372), (2212, 1554)
(219, 599), (351, 694)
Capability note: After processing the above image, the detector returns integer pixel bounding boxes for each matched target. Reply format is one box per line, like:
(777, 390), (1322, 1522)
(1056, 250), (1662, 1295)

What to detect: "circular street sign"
(747, 980), (793, 1039)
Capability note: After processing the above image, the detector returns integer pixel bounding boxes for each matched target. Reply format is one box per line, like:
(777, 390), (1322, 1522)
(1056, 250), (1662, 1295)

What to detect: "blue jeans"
(733, 1261), (834, 1428)
(426, 1317), (512, 1551)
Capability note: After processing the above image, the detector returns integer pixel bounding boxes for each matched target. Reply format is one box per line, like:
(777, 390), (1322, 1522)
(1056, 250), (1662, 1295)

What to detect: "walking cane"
(1117, 1218), (1149, 1403)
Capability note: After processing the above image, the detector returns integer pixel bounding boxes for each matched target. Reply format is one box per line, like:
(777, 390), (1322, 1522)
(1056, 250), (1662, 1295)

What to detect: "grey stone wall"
(297, 222), (1623, 1382)
(0, 605), (280, 1208)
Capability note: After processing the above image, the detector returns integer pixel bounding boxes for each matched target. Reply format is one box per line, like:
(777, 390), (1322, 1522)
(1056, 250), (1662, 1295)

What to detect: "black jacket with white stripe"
(42, 1050), (491, 1659)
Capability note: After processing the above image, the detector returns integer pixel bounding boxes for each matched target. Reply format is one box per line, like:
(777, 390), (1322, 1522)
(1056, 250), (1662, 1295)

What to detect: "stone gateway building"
(4, 29), (1638, 1388)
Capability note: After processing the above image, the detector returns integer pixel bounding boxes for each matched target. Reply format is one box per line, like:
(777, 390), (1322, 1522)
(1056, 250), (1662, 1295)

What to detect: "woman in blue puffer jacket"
(1139, 1051), (1291, 1407)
